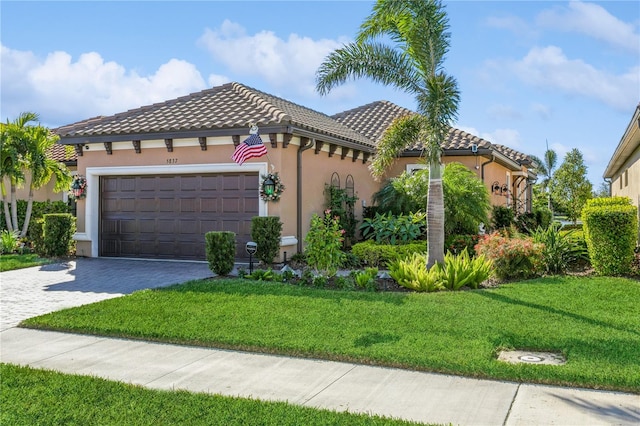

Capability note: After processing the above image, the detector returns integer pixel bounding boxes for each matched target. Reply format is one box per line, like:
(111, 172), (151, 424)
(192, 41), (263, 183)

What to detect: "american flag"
(231, 133), (268, 165)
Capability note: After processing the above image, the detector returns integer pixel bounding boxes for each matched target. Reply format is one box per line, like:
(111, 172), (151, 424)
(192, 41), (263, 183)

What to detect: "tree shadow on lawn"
(475, 291), (640, 337)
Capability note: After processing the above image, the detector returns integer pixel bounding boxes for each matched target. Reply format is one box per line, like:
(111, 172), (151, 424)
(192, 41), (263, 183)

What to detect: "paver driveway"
(0, 258), (213, 331)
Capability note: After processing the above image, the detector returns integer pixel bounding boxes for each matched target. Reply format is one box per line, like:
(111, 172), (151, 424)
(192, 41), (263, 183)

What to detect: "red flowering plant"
(474, 232), (544, 281)
(69, 174), (87, 200)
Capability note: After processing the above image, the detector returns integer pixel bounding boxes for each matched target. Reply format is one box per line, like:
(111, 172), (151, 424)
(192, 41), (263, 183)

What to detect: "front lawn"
(0, 364), (422, 425)
(22, 276), (640, 393)
(0, 253), (52, 272)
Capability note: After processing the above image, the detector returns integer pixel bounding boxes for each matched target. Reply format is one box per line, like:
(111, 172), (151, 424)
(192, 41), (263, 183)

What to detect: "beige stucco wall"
(610, 143), (640, 209)
(73, 135), (382, 258)
(2, 168), (75, 203)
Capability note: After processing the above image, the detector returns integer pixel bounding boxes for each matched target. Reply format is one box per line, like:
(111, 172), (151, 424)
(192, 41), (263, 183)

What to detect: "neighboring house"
(603, 103), (640, 241)
(2, 143), (77, 203)
(55, 82), (535, 261)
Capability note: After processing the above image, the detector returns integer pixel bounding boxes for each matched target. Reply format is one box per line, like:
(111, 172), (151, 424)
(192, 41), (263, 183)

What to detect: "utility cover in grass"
(498, 350), (566, 366)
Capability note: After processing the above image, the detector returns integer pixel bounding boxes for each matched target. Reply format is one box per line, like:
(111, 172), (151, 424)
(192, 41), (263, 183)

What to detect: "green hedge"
(205, 231), (236, 276)
(1, 200), (71, 239)
(351, 240), (427, 268)
(582, 197), (638, 276)
(41, 213), (76, 257)
(250, 216), (282, 264)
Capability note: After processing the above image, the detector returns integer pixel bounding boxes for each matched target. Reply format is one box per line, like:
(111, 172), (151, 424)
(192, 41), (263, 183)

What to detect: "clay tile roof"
(47, 142), (76, 162)
(55, 82), (374, 148)
(333, 100), (530, 165)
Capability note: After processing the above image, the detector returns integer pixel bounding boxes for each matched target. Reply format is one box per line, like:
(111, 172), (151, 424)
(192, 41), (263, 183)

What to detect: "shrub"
(41, 213), (76, 257)
(359, 211), (425, 244)
(351, 240), (427, 268)
(440, 249), (492, 290)
(582, 197), (637, 276)
(1, 200), (71, 237)
(250, 216), (283, 265)
(389, 253), (445, 292)
(475, 232), (544, 281)
(491, 206), (514, 230)
(324, 184), (358, 246)
(304, 210), (346, 277)
(353, 267), (379, 291)
(445, 234), (481, 257)
(531, 223), (588, 275)
(205, 231), (235, 276)
(1, 230), (20, 254)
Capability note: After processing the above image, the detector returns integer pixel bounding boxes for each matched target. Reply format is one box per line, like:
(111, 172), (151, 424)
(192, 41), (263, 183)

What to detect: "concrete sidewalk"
(1, 327), (638, 425)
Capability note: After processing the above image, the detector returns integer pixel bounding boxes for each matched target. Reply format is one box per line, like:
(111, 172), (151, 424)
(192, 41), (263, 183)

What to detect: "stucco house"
(603, 103), (640, 208)
(603, 103), (640, 241)
(55, 82), (535, 261)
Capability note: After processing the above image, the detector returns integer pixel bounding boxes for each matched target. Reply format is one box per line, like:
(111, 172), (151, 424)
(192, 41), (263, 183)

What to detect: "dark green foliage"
(205, 231), (235, 276)
(445, 234), (481, 256)
(250, 216), (283, 265)
(532, 223), (589, 275)
(324, 184), (358, 246)
(351, 240), (427, 267)
(0, 200), (71, 238)
(442, 163), (491, 236)
(30, 219), (45, 255)
(41, 213), (75, 256)
(582, 197), (638, 276)
(360, 211), (425, 244)
(491, 205), (514, 230)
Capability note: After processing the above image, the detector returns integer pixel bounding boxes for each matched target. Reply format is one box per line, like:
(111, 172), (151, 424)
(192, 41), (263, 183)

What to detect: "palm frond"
(369, 114), (428, 180)
(315, 42), (422, 96)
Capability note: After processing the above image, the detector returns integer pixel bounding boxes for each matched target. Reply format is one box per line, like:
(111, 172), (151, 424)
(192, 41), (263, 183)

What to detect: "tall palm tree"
(530, 141), (557, 214)
(316, 0), (459, 266)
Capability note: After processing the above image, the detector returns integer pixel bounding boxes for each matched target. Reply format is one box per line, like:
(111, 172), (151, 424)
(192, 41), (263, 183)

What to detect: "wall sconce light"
(492, 181), (501, 194)
(501, 184), (509, 196)
(262, 176), (275, 196)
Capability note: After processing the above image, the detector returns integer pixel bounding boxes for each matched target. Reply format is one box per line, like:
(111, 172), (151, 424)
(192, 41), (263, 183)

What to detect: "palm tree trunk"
(21, 182), (35, 238)
(427, 159), (445, 268)
(10, 180), (19, 231)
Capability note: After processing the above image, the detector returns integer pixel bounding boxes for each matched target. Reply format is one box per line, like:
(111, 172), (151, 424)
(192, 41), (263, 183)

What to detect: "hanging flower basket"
(69, 174), (87, 200)
(260, 172), (285, 202)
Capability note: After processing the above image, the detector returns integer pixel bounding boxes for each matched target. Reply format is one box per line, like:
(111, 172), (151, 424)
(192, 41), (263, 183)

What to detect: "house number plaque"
(166, 158), (178, 164)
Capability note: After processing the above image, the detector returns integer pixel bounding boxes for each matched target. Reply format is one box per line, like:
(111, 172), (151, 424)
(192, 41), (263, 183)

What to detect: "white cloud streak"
(536, 1), (640, 53)
(512, 46), (639, 112)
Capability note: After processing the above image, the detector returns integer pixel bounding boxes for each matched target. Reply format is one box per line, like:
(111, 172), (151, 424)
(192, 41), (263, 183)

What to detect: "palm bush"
(531, 223), (588, 275)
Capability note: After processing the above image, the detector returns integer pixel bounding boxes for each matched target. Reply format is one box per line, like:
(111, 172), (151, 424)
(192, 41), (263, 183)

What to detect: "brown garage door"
(100, 173), (259, 260)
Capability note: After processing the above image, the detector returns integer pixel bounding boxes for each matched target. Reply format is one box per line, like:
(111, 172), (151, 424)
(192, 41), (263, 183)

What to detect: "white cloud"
(530, 103), (552, 120)
(511, 46), (639, 112)
(197, 20), (351, 99)
(1, 45), (207, 126)
(485, 15), (538, 39)
(537, 1), (640, 53)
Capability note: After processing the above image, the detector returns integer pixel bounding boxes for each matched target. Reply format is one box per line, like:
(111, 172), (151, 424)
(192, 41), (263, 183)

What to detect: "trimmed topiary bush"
(41, 213), (76, 257)
(351, 240), (427, 268)
(250, 216), (283, 265)
(205, 231), (236, 276)
(582, 197), (638, 276)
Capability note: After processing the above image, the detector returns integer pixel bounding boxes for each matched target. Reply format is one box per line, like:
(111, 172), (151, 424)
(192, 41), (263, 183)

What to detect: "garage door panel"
(100, 173), (257, 260)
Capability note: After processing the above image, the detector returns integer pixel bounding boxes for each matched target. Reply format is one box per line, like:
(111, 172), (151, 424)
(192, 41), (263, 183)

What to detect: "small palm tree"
(316, 0), (460, 266)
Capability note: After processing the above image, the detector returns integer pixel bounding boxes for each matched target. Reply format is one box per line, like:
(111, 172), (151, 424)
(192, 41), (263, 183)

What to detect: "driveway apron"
(0, 257), (213, 331)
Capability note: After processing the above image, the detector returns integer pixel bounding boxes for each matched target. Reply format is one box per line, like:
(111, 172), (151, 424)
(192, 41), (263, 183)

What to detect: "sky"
(2, 1), (639, 187)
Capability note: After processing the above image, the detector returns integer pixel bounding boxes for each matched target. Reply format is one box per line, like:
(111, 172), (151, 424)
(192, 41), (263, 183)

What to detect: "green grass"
(0, 253), (51, 271)
(22, 276), (640, 393)
(0, 363), (424, 426)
